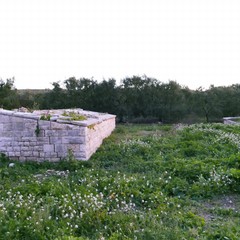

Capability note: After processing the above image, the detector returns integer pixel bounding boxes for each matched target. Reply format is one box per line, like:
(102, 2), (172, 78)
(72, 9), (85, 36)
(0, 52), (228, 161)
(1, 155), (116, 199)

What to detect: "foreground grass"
(0, 123), (240, 239)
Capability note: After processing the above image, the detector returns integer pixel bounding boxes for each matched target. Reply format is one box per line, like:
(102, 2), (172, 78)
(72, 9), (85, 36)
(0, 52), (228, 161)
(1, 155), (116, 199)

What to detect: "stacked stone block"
(223, 117), (240, 125)
(0, 109), (115, 161)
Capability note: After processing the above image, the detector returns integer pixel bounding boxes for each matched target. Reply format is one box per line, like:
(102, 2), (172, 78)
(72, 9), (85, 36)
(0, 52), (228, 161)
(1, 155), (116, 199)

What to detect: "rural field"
(0, 123), (240, 240)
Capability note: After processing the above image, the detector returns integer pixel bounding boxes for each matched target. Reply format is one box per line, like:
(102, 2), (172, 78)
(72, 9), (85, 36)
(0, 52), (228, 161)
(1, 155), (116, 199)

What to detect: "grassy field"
(0, 123), (240, 240)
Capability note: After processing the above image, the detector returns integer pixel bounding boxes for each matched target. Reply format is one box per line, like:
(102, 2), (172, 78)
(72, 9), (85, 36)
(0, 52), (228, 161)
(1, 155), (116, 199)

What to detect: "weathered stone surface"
(44, 152), (58, 158)
(33, 152), (40, 157)
(55, 144), (67, 153)
(39, 121), (51, 129)
(67, 130), (83, 136)
(66, 144), (81, 152)
(0, 108), (115, 161)
(12, 122), (25, 131)
(33, 146), (43, 151)
(22, 151), (32, 157)
(223, 117), (240, 125)
(43, 144), (55, 153)
(50, 122), (69, 130)
(62, 137), (84, 144)
(50, 137), (63, 144)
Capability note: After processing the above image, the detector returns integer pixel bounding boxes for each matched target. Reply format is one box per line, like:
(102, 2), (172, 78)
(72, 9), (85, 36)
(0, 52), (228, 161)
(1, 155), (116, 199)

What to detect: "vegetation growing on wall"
(40, 114), (51, 121)
(62, 111), (87, 121)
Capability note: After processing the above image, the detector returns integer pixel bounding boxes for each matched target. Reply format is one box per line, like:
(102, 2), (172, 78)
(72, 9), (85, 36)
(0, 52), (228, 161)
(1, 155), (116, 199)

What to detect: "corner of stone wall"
(0, 110), (116, 162)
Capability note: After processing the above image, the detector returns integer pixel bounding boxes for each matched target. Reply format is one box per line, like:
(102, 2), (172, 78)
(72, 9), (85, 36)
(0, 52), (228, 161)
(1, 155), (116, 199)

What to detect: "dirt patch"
(204, 194), (240, 211)
(197, 194), (240, 222)
(34, 169), (69, 180)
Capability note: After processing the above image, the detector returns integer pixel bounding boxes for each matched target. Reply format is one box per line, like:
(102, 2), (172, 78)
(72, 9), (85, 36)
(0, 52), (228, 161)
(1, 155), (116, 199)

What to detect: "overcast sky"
(0, 0), (240, 89)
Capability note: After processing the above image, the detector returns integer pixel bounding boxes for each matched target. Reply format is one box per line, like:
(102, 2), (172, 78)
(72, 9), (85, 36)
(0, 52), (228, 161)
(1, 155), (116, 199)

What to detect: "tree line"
(1, 76), (240, 123)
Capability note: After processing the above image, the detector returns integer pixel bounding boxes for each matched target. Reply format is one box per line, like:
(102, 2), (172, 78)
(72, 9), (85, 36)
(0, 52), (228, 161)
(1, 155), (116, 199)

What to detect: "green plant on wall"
(87, 124), (96, 130)
(40, 114), (51, 121)
(62, 111), (87, 121)
(35, 121), (40, 136)
(64, 149), (75, 162)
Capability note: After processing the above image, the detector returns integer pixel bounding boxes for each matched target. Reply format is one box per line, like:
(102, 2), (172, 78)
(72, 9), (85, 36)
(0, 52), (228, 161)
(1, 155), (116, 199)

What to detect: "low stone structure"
(0, 108), (115, 161)
(223, 117), (240, 125)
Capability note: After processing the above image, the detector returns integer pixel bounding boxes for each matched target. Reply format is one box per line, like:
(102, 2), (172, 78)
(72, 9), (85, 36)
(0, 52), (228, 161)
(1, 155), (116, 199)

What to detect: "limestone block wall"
(0, 109), (115, 161)
(223, 117), (240, 125)
(86, 117), (116, 159)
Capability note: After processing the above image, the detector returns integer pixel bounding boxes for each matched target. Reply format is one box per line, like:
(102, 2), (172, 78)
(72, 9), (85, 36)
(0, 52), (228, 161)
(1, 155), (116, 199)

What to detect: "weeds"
(0, 123), (240, 239)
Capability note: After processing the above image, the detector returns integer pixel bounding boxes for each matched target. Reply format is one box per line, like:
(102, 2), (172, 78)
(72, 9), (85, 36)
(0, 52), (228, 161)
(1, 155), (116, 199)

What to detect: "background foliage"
(1, 76), (240, 123)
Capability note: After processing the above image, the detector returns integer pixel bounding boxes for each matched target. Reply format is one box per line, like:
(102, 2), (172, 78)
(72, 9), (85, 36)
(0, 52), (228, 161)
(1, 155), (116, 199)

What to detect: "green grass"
(0, 123), (240, 239)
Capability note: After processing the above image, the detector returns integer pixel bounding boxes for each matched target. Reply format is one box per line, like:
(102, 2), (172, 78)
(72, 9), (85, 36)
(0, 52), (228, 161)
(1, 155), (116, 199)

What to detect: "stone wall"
(0, 109), (115, 161)
(223, 117), (240, 125)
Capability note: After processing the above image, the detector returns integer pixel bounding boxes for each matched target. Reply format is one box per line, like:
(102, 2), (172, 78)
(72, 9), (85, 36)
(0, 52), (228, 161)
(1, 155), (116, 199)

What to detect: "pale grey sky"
(0, 0), (240, 89)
